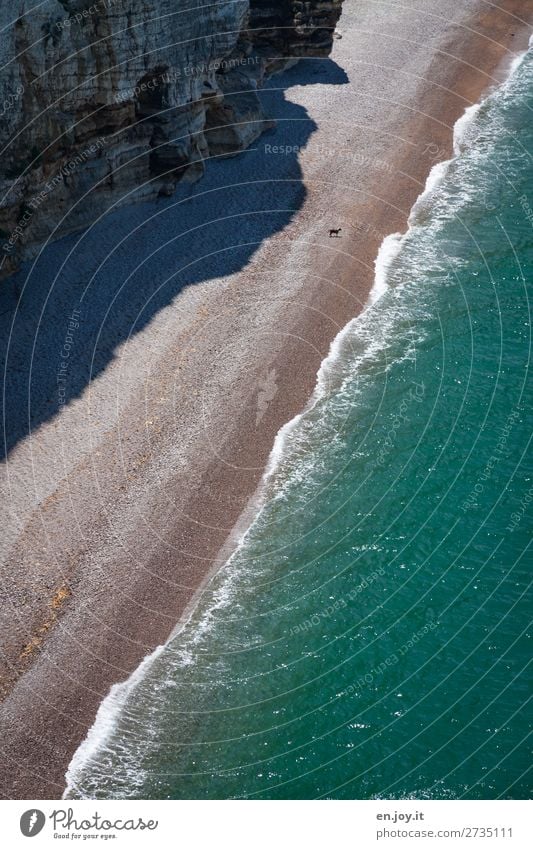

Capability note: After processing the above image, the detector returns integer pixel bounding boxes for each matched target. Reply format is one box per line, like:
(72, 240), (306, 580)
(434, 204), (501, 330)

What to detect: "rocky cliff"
(0, 0), (343, 279)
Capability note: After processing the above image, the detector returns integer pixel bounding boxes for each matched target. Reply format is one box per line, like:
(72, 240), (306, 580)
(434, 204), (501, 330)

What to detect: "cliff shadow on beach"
(0, 58), (348, 461)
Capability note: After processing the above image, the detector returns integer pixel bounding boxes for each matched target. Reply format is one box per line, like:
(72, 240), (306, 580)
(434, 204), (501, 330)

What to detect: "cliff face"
(0, 0), (343, 278)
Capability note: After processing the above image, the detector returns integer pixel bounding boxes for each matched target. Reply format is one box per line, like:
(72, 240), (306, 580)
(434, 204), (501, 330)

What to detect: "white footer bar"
(3, 799), (531, 848)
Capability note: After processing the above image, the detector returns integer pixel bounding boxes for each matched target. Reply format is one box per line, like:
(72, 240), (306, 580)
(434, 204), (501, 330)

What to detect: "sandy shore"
(0, 0), (531, 799)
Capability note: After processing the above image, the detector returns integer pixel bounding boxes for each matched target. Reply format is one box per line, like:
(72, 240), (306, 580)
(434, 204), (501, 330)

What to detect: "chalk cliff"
(0, 0), (343, 278)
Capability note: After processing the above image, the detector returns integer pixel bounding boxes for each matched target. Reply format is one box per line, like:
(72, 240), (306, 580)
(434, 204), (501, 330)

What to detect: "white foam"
(263, 233), (400, 481)
(63, 642), (167, 799)
(453, 102), (483, 155)
(373, 232), (403, 298)
(312, 231), (400, 398)
(407, 99), (485, 228)
(408, 99), (484, 228)
(454, 41), (531, 155)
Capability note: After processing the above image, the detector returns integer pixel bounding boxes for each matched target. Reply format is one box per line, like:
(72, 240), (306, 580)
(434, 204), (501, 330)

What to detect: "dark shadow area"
(0, 58), (348, 460)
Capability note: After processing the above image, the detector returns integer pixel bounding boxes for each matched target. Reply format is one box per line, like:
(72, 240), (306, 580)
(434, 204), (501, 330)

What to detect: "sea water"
(65, 46), (533, 800)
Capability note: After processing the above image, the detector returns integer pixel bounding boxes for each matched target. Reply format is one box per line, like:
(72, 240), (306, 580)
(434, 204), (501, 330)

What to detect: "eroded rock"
(0, 0), (344, 278)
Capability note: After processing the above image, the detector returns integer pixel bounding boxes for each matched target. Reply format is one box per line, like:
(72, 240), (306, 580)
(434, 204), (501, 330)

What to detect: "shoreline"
(0, 0), (531, 799)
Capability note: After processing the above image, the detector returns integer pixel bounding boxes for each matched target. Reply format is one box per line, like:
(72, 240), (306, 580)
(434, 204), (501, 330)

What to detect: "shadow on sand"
(0, 58), (348, 460)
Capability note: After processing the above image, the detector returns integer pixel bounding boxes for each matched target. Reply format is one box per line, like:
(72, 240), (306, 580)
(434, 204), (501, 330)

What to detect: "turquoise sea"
(66, 46), (532, 800)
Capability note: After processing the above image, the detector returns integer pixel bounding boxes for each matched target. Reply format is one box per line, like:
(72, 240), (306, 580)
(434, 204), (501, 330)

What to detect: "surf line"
(63, 38), (533, 798)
